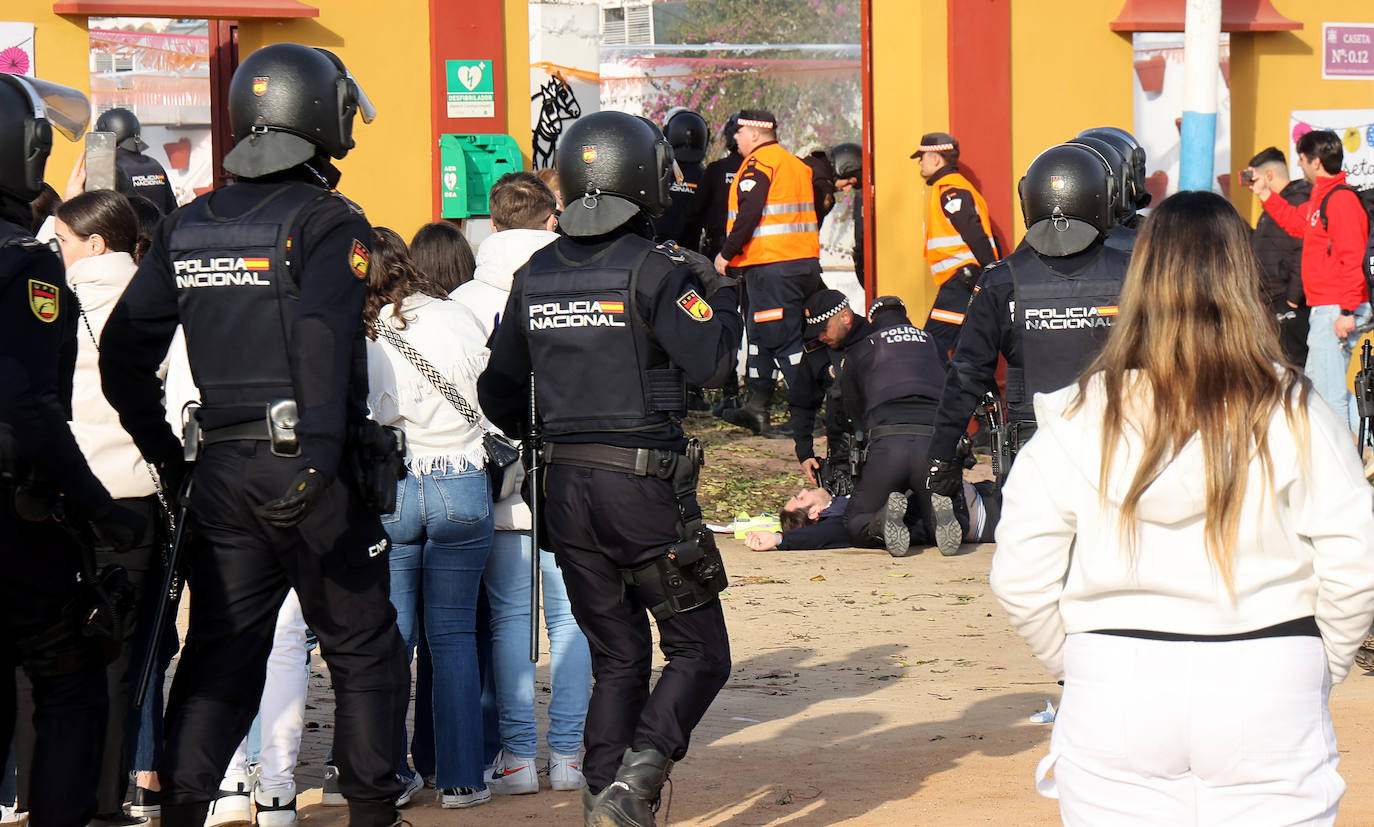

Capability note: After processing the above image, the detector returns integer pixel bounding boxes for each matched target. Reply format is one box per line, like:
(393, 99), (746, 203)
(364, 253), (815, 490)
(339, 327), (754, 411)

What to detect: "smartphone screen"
(1239, 169), (1255, 187)
(85, 131), (116, 191)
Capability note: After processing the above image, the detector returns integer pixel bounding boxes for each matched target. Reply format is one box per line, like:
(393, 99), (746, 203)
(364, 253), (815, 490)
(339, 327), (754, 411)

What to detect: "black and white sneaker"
(203, 774), (251, 827)
(253, 785), (297, 827)
(882, 492), (913, 558)
(128, 787), (160, 820)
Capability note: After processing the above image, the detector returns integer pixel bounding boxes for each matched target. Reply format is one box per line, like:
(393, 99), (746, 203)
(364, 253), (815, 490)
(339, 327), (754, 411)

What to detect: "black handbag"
(372, 322), (520, 501)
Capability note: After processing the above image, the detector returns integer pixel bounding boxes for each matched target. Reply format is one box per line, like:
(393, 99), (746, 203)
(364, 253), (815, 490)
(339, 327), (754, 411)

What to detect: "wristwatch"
(1341, 308), (1354, 317)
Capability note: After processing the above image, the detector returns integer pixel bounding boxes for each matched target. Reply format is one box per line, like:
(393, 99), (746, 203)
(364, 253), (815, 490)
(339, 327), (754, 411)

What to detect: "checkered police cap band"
(806, 296), (849, 326)
(917, 141), (955, 152)
(738, 117), (775, 129)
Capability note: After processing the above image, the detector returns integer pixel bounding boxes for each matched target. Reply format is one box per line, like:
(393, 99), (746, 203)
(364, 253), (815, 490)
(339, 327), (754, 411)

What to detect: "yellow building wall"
(1009, 1), (1134, 245)
(1230, 1), (1374, 223)
(504, 0), (533, 164)
(871, 0), (948, 318)
(13, 2), (97, 196)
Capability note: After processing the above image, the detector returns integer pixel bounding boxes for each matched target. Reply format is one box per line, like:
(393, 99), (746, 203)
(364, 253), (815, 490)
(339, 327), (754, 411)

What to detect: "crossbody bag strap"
(372, 321), (483, 427)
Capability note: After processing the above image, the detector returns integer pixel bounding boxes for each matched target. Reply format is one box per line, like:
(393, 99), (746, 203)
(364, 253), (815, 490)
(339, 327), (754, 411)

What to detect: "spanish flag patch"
(350, 239), (370, 279)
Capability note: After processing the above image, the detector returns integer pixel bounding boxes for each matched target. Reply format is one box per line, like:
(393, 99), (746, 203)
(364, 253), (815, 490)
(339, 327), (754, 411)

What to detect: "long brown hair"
(1069, 190), (1310, 591)
(363, 226), (449, 339)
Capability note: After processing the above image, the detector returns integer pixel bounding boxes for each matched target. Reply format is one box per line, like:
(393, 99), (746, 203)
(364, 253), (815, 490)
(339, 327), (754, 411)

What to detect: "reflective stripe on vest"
(727, 143), (821, 267)
(925, 170), (997, 287)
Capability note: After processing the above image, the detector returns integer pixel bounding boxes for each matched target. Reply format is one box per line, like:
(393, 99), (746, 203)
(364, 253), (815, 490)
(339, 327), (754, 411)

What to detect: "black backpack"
(1319, 183), (1374, 296)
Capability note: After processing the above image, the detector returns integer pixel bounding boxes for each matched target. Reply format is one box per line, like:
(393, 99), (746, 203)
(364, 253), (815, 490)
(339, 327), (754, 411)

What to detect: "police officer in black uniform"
(96, 108), (178, 216)
(830, 142), (863, 282)
(1073, 126), (1151, 250)
(925, 143), (1132, 500)
(789, 289), (868, 494)
(476, 111), (742, 827)
(98, 44), (408, 827)
(799, 146), (837, 225)
(0, 73), (145, 827)
(689, 114), (743, 260)
(839, 296), (964, 557)
(655, 108), (708, 249)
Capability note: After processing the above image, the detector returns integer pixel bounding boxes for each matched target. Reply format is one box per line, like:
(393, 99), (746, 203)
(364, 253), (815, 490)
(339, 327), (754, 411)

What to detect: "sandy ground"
(279, 529), (1374, 826)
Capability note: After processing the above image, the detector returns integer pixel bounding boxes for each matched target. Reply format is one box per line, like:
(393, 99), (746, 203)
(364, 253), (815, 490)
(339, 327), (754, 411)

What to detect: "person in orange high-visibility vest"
(913, 132), (1001, 353)
(712, 109), (823, 435)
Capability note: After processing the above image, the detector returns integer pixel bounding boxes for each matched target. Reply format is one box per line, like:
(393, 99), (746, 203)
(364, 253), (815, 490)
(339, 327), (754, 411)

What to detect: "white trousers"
(1038, 632), (1345, 826)
(223, 590), (309, 793)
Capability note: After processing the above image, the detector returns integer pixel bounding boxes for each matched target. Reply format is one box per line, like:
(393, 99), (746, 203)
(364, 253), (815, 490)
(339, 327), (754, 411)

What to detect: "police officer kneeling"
(840, 296), (964, 557)
(99, 44), (409, 827)
(926, 142), (1131, 499)
(0, 72), (145, 827)
(478, 111), (743, 827)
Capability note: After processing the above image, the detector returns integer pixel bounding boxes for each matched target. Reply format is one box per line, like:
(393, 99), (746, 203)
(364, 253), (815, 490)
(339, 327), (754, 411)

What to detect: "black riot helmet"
(1018, 142), (1117, 257)
(722, 113), (741, 155)
(223, 43), (376, 179)
(1064, 136), (1129, 225)
(0, 74), (89, 203)
(664, 108), (709, 165)
(95, 107), (148, 152)
(1077, 127), (1149, 210)
(830, 142), (861, 180)
(556, 111), (675, 238)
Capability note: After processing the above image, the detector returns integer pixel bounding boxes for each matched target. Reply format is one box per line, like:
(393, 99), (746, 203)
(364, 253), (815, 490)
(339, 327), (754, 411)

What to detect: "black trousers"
(742, 261), (823, 391)
(1, 510), (108, 827)
(543, 464), (731, 793)
(926, 276), (976, 355)
(158, 441), (407, 827)
(845, 433), (968, 547)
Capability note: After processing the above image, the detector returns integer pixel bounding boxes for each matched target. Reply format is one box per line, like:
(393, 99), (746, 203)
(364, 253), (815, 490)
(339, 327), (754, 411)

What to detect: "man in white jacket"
(452, 172), (593, 795)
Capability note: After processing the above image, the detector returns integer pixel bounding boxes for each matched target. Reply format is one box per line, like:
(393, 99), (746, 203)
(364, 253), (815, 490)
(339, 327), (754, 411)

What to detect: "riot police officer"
(655, 108), (708, 249)
(1072, 126), (1152, 250)
(477, 110), (742, 827)
(690, 114), (743, 260)
(789, 289), (868, 494)
(98, 44), (408, 827)
(926, 143), (1132, 500)
(96, 108), (178, 215)
(839, 296), (963, 557)
(0, 73), (144, 827)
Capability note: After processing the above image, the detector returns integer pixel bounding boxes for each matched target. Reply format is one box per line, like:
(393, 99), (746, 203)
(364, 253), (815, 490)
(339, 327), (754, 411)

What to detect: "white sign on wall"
(0, 22), (36, 77)
(1289, 109), (1374, 189)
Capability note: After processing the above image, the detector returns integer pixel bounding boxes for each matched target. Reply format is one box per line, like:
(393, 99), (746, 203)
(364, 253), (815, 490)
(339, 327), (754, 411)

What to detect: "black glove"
(926, 458), (963, 499)
(256, 468), (331, 528)
(88, 500), (148, 553)
(153, 458), (190, 504)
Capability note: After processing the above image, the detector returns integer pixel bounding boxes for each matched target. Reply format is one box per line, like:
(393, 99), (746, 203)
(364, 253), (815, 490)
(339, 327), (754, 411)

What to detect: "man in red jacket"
(1248, 129), (1370, 432)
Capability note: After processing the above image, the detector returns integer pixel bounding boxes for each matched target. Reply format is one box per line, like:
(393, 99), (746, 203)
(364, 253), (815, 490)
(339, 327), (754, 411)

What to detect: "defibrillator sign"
(445, 60), (495, 118)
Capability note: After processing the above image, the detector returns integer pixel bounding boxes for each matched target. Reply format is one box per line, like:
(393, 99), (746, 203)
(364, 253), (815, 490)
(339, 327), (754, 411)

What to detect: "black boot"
(719, 385), (769, 434)
(586, 748), (673, 827)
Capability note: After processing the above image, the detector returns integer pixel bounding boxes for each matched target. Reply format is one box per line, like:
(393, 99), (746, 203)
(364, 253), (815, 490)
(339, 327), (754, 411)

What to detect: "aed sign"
(446, 59), (495, 118)
(1323, 23), (1374, 80)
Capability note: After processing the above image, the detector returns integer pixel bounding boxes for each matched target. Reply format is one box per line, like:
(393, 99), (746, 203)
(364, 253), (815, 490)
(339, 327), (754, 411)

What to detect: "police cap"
(95, 107), (148, 153)
(910, 132), (957, 159)
(737, 110), (777, 132)
(866, 295), (906, 320)
(556, 111), (675, 237)
(1019, 142), (1117, 257)
(804, 289), (850, 329)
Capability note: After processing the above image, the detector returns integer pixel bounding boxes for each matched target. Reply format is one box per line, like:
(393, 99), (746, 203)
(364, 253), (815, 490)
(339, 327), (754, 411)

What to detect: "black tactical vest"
(116, 150), (176, 215)
(167, 183), (327, 409)
(524, 235), (685, 437)
(859, 320), (945, 415)
(1006, 245), (1129, 407)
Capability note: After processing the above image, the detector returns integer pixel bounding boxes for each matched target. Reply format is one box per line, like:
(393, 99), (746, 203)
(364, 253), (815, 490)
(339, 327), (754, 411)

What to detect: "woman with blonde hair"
(992, 190), (1374, 824)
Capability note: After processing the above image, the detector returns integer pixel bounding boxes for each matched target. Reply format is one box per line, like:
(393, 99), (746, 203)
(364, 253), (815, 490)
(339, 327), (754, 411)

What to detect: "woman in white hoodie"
(53, 190), (169, 825)
(992, 190), (1374, 825)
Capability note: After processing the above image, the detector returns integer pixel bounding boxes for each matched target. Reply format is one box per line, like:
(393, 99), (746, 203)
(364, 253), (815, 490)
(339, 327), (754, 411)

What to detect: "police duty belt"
(540, 442), (691, 479)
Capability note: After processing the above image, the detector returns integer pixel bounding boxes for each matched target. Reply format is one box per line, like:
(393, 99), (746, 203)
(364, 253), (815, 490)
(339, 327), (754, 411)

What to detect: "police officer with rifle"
(478, 110), (742, 827)
(0, 73), (145, 827)
(926, 141), (1132, 500)
(789, 289), (869, 496)
(99, 44), (408, 827)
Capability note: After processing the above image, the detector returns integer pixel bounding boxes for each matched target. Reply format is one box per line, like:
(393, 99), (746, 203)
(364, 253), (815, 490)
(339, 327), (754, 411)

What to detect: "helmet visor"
(19, 77), (90, 141)
(347, 71), (376, 124)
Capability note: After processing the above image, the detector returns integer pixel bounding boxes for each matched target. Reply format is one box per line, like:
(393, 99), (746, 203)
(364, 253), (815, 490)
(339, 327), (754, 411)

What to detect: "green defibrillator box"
(439, 133), (524, 219)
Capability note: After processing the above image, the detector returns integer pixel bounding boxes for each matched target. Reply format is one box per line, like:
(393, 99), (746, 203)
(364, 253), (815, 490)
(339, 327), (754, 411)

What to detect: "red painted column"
(946, 0), (1012, 248)
(208, 19), (238, 190)
(428, 0), (509, 220)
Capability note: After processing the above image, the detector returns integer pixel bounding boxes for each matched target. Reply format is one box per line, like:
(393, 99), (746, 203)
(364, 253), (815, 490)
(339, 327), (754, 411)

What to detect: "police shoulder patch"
(676, 290), (713, 322)
(349, 239), (370, 279)
(739, 178), (757, 193)
(28, 279), (58, 323)
(943, 195), (963, 214)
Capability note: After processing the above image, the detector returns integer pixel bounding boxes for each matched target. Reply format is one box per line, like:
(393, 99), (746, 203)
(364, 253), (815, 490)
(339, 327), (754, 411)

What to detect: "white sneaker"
(395, 774), (424, 808)
(549, 752), (586, 792)
(483, 748), (538, 795)
(437, 787), (490, 809)
(0, 806), (26, 826)
(204, 774), (252, 827)
(252, 785), (296, 827)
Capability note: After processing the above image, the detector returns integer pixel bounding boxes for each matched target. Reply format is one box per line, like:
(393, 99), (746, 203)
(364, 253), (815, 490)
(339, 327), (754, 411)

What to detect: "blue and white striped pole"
(1179, 0), (1222, 191)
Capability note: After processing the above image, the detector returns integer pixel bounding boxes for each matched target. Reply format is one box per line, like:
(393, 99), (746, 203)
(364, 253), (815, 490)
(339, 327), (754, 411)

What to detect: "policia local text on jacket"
(98, 44), (407, 827)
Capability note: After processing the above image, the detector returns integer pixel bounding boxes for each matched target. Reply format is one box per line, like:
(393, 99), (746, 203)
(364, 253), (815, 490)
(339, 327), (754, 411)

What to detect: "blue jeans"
(481, 531), (592, 759)
(1306, 303), (1372, 432)
(384, 467), (494, 789)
